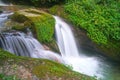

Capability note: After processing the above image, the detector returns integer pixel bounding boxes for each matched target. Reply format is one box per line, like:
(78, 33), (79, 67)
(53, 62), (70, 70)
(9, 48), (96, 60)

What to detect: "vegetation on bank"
(0, 49), (96, 80)
(0, 74), (20, 80)
(49, 0), (120, 61)
(4, 0), (120, 60)
(64, 0), (120, 44)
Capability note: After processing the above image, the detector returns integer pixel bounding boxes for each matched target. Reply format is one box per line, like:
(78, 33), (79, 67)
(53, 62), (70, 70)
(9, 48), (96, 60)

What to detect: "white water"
(54, 16), (79, 57)
(0, 12), (13, 31)
(0, 13), (63, 63)
(54, 16), (102, 77)
(0, 31), (63, 63)
(0, 0), (8, 6)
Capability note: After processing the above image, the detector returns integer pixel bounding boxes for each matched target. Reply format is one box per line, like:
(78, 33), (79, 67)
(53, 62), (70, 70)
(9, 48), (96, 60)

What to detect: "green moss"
(10, 9), (55, 43)
(49, 5), (60, 15)
(0, 73), (20, 80)
(33, 60), (95, 80)
(0, 49), (15, 59)
(30, 14), (55, 43)
(33, 61), (69, 78)
(0, 49), (96, 80)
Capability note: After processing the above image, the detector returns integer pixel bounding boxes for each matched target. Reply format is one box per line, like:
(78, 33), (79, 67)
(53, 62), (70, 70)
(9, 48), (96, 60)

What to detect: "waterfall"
(0, 31), (63, 63)
(54, 16), (79, 57)
(0, 11), (101, 78)
(0, 0), (8, 6)
(54, 16), (101, 77)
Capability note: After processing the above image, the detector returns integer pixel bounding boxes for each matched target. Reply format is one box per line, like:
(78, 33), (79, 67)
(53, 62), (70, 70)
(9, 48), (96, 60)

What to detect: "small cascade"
(0, 31), (63, 63)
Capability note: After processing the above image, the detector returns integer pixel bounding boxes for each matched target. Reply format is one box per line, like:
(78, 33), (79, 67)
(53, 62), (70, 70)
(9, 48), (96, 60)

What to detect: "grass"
(0, 74), (20, 80)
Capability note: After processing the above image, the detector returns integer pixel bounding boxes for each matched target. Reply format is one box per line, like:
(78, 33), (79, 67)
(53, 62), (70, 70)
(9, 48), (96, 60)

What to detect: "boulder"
(7, 9), (55, 43)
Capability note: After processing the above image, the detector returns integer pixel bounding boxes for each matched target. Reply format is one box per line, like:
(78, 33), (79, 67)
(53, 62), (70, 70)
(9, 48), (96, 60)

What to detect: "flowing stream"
(0, 11), (120, 80)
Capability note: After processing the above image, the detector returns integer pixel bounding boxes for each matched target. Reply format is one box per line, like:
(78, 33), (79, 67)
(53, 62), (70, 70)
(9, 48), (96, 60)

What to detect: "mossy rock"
(9, 9), (55, 44)
(0, 49), (96, 80)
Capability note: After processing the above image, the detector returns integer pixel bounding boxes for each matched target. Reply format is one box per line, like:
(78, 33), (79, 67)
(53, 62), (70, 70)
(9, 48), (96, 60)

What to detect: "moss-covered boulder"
(0, 49), (96, 80)
(9, 9), (55, 44)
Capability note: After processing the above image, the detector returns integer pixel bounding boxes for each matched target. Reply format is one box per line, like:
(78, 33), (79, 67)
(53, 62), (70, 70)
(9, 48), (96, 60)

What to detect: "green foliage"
(64, 0), (120, 45)
(49, 5), (60, 15)
(87, 27), (107, 44)
(0, 49), (15, 60)
(0, 74), (20, 80)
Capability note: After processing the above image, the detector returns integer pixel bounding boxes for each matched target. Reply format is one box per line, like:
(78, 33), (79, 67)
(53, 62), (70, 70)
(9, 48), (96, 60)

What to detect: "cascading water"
(0, 31), (63, 63)
(54, 16), (79, 57)
(54, 16), (102, 77)
(0, 12), (62, 63)
(0, 12), (63, 63)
